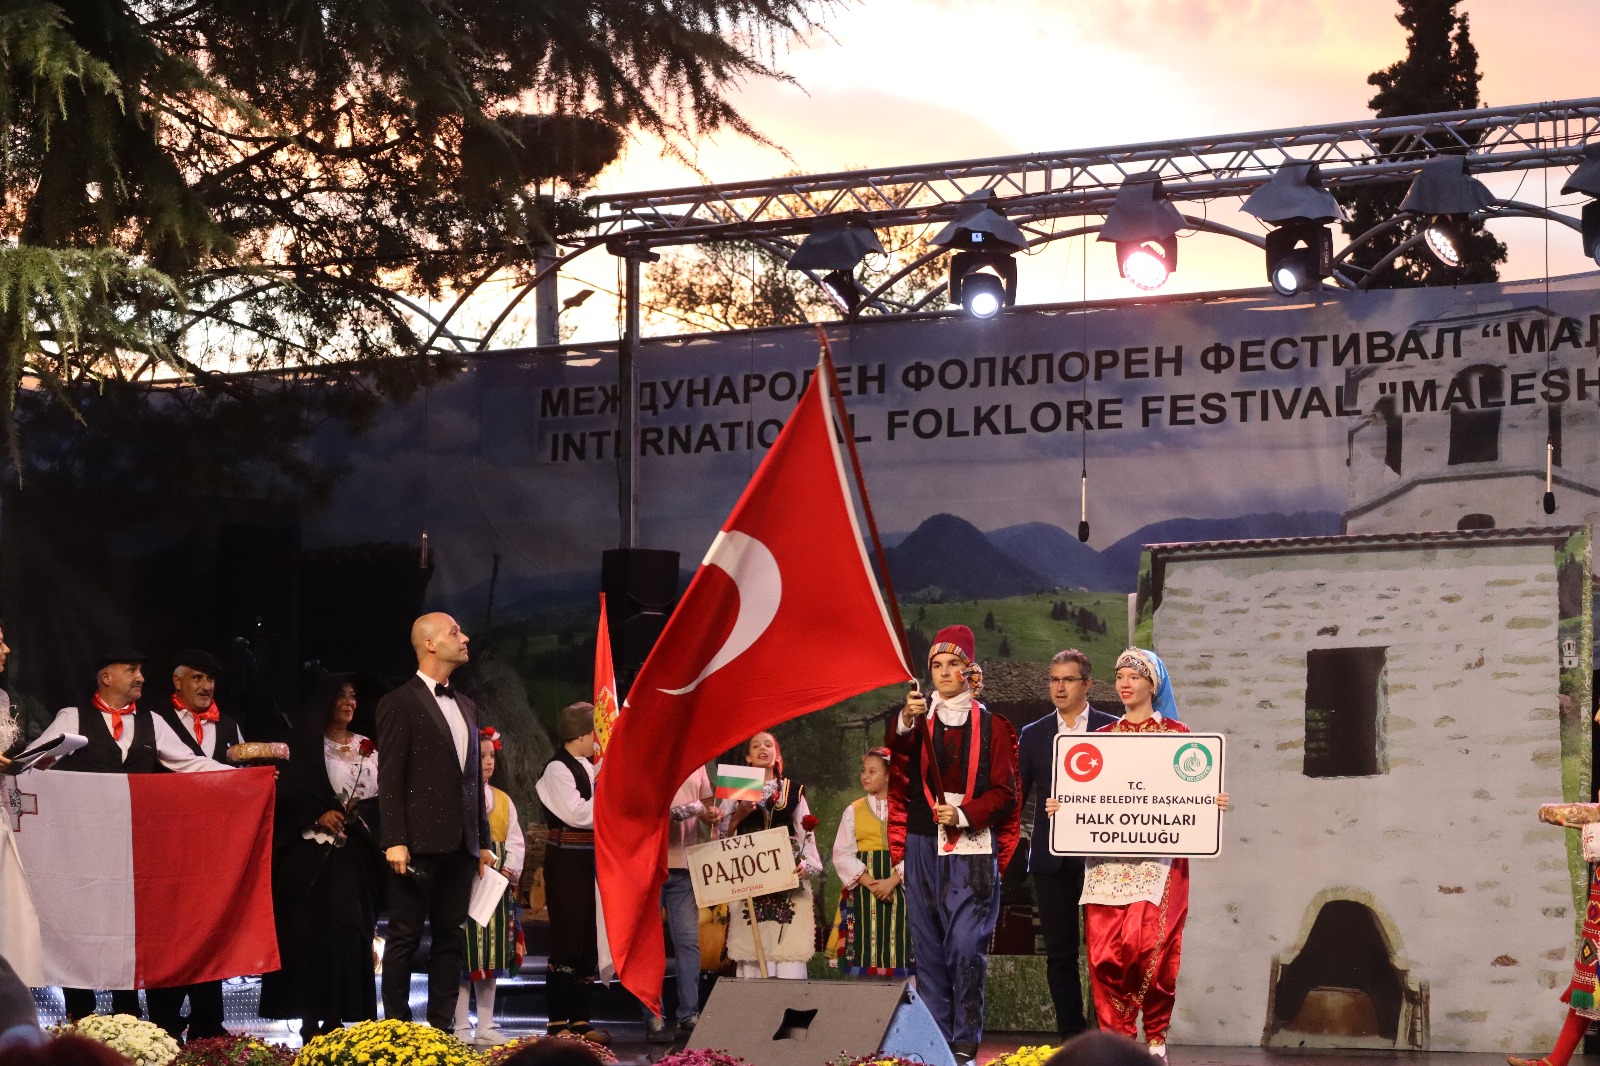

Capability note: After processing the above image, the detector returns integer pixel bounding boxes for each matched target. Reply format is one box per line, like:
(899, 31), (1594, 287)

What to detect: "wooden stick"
(745, 897), (769, 978)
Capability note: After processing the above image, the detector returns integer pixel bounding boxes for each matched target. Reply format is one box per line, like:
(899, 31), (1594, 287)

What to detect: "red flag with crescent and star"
(593, 593), (619, 757)
(595, 348), (912, 1014)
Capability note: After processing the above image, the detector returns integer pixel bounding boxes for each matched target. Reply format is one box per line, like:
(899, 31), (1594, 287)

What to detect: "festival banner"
(10, 767), (278, 988)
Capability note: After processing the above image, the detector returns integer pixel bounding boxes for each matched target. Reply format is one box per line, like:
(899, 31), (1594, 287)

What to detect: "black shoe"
(676, 1013), (699, 1041)
(646, 1016), (674, 1045)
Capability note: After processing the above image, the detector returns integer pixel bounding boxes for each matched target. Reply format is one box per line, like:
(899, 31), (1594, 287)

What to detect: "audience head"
(1044, 1031), (1156, 1066)
(497, 1039), (606, 1066)
(0, 957), (38, 1046)
(0, 1036), (132, 1066)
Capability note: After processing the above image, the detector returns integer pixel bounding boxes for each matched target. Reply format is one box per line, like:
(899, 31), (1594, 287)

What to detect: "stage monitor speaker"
(688, 978), (955, 1066)
(600, 547), (679, 681)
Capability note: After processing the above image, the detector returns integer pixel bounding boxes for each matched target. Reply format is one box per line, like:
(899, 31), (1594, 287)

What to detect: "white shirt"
(32, 706), (230, 773)
(536, 754), (597, 829)
(1055, 704), (1093, 735)
(417, 670), (470, 771)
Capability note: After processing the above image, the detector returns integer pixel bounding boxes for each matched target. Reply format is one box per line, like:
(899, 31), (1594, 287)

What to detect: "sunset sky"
(490, 0), (1600, 344)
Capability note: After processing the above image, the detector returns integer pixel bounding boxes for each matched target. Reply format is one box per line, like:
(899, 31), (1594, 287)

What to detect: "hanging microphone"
(419, 530), (431, 569)
(1077, 474), (1090, 542)
(1543, 441), (1557, 515)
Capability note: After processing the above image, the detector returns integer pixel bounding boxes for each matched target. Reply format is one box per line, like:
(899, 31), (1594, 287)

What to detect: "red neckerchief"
(172, 693), (220, 743)
(92, 692), (137, 741)
(920, 704), (983, 852)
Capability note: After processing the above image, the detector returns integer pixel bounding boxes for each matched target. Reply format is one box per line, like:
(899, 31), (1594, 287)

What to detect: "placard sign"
(685, 826), (799, 907)
(1049, 732), (1226, 858)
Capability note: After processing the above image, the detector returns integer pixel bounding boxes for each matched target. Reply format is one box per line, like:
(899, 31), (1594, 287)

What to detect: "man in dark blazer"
(1016, 648), (1119, 1038)
(377, 613), (493, 1030)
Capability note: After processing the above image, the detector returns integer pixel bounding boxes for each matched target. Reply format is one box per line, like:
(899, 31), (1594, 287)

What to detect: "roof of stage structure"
(585, 98), (1600, 248)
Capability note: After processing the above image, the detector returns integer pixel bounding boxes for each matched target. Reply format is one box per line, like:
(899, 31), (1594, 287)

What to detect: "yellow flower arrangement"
(296, 1020), (477, 1066)
(981, 1044), (1062, 1066)
(51, 1013), (182, 1066)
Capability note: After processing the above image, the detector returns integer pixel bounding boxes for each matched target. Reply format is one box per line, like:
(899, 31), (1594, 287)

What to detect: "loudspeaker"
(600, 547), (679, 689)
(688, 979), (955, 1066)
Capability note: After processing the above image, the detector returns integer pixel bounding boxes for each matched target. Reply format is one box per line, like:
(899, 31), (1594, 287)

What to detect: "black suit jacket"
(1017, 703), (1120, 876)
(375, 674), (489, 857)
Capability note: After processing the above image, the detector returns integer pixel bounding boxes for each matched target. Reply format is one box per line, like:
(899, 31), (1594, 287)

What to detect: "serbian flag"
(596, 348), (913, 1013)
(12, 767), (279, 988)
(594, 593), (620, 757)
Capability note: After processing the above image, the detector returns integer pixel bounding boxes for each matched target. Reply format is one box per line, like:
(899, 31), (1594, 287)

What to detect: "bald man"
(376, 613), (493, 1030)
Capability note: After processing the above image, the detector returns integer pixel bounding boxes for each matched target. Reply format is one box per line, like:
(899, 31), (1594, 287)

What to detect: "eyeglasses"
(1048, 676), (1088, 685)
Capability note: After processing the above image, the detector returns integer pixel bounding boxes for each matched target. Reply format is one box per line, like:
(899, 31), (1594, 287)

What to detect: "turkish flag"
(595, 351), (912, 1013)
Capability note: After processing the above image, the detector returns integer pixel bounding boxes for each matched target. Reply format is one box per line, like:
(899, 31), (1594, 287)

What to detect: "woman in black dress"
(258, 673), (386, 1042)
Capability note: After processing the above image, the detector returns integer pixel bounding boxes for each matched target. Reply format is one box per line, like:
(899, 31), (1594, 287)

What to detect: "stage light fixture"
(1560, 142), (1600, 265)
(1100, 172), (1184, 291)
(1399, 156), (1493, 271)
(1243, 162), (1342, 295)
(787, 219), (885, 313)
(931, 190), (1027, 317)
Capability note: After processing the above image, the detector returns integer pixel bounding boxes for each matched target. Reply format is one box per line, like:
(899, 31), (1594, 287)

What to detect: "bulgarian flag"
(594, 593), (620, 757)
(12, 766), (279, 988)
(713, 764), (765, 802)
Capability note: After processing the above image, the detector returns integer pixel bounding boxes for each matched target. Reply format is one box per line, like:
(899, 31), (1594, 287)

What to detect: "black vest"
(731, 775), (805, 837)
(539, 749), (593, 830)
(906, 705), (995, 837)
(155, 705), (242, 762)
(55, 703), (158, 774)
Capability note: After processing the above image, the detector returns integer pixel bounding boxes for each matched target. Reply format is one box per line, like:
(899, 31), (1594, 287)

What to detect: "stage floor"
(30, 978), (1540, 1066)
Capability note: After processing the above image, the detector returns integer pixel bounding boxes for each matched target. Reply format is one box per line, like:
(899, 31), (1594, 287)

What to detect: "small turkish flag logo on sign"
(1063, 742), (1104, 783)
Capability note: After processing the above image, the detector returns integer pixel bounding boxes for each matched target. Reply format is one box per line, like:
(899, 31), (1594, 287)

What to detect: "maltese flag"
(596, 347), (912, 1013)
(12, 766), (279, 988)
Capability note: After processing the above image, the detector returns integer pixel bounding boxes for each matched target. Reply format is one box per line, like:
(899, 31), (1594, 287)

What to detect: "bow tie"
(434, 683), (456, 700)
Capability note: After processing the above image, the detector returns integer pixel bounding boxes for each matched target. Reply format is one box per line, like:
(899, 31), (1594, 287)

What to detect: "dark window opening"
(1457, 513), (1496, 531)
(1447, 366), (1503, 465)
(1304, 646), (1387, 778)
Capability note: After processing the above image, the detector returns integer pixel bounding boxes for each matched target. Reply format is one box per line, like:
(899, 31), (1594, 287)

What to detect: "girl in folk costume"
(455, 727), (525, 1046)
(827, 747), (911, 976)
(722, 732), (823, 979)
(1080, 649), (1228, 1061)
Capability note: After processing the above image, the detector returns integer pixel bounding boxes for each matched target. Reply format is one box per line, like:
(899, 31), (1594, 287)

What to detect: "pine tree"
(1340, 0), (1506, 288)
(0, 0), (830, 478)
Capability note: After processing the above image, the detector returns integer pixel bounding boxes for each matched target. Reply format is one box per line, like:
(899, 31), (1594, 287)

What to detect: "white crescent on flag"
(661, 530), (781, 696)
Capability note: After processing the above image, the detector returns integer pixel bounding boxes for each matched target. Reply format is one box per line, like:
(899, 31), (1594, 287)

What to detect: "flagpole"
(816, 329), (914, 672)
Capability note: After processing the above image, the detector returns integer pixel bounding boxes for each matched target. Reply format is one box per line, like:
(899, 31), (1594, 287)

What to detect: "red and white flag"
(596, 350), (912, 1013)
(594, 593), (620, 758)
(11, 767), (279, 988)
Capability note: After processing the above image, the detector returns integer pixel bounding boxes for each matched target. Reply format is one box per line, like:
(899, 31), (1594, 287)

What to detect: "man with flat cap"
(377, 613), (493, 1030)
(145, 648), (246, 1042)
(31, 647), (231, 1020)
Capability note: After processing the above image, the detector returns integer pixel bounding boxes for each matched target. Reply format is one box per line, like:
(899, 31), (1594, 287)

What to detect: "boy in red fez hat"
(886, 624), (1019, 1063)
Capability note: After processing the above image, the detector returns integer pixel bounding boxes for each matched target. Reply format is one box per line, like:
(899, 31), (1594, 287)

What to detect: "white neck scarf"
(930, 688), (973, 727)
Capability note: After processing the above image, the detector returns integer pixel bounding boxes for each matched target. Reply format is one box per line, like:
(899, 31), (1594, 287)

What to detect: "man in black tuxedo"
(1016, 648), (1119, 1037)
(147, 647), (246, 1042)
(376, 613), (493, 1030)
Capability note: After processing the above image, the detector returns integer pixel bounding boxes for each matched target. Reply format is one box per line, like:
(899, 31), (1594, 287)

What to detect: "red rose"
(801, 814), (819, 832)
(359, 738), (376, 757)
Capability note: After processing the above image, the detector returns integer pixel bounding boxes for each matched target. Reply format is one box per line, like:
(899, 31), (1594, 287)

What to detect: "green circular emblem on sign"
(1173, 741), (1213, 783)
